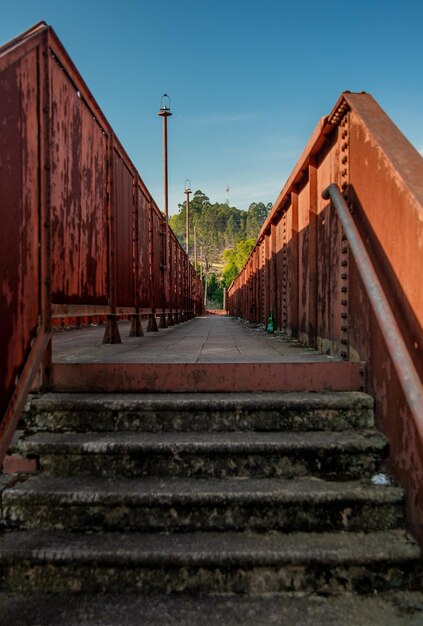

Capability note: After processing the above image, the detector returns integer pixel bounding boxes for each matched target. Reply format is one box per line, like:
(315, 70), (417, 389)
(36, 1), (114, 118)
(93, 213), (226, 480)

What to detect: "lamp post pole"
(158, 94), (172, 329)
(194, 225), (197, 272)
(184, 179), (191, 259)
(158, 94), (172, 263)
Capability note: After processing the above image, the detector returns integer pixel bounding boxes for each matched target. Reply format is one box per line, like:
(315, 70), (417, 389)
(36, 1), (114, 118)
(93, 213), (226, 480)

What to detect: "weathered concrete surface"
(3, 475), (404, 532)
(16, 430), (388, 480)
(0, 529), (420, 595)
(3, 388), (422, 605)
(51, 316), (365, 393)
(1, 592), (423, 626)
(52, 316), (341, 364)
(23, 391), (374, 433)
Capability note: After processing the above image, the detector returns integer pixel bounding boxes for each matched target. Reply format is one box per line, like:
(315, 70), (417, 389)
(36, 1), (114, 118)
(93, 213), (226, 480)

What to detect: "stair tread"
(3, 475), (403, 504)
(1, 591), (423, 626)
(0, 528), (418, 565)
(27, 390), (374, 410)
(19, 429), (387, 453)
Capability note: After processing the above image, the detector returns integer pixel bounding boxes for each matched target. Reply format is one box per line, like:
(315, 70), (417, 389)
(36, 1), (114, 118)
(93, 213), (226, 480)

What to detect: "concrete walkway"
(53, 316), (337, 364)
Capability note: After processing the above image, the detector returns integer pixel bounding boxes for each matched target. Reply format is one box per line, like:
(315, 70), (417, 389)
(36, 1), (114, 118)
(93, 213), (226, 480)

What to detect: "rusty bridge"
(1, 22), (423, 624)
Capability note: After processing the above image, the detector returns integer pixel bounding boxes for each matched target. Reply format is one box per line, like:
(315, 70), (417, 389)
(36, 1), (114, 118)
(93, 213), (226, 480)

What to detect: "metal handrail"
(323, 183), (423, 437)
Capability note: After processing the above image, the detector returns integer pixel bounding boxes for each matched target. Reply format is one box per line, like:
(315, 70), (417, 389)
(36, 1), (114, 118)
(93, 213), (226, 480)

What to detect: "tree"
(169, 190), (270, 287)
(206, 272), (224, 308)
(245, 201), (272, 238)
(222, 238), (256, 288)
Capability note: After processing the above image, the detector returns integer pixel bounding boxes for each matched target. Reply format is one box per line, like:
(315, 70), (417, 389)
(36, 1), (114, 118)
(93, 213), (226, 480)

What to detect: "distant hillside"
(169, 190), (272, 270)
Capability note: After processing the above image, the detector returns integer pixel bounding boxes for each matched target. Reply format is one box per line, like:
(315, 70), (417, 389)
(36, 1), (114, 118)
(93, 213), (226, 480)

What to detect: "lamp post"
(184, 179), (191, 259)
(158, 94), (172, 263)
(194, 225), (197, 272)
(158, 94), (172, 329)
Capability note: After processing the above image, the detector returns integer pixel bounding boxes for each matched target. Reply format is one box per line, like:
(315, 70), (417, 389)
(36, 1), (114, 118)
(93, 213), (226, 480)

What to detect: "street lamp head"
(158, 93), (172, 117)
(185, 179), (192, 194)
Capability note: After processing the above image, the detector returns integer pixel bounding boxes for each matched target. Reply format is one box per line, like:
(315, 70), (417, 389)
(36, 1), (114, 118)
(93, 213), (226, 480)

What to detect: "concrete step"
(17, 430), (388, 479)
(23, 391), (374, 433)
(0, 528), (420, 595)
(2, 475), (404, 533)
(1, 591), (423, 626)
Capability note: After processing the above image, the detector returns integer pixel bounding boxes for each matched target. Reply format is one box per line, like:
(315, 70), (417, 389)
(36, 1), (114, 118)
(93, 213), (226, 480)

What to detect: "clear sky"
(1, 0), (422, 213)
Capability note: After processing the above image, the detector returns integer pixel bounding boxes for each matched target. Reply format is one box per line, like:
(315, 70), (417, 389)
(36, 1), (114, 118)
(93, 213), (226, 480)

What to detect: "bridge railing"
(228, 92), (423, 544)
(0, 23), (203, 462)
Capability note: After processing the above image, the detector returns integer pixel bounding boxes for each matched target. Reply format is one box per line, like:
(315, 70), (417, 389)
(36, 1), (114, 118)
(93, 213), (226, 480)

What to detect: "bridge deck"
(50, 316), (363, 393)
(53, 315), (337, 364)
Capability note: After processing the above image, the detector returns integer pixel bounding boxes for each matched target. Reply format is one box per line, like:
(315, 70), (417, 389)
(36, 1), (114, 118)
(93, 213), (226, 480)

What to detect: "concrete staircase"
(1, 391), (422, 624)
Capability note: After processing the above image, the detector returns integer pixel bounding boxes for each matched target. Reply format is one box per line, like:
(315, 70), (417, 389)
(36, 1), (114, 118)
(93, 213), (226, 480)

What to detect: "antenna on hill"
(225, 185), (230, 205)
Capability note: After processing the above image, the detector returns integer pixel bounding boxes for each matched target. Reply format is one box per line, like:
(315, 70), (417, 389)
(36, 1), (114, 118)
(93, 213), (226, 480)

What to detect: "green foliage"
(206, 273), (224, 308)
(169, 190), (271, 268)
(222, 238), (256, 288)
(246, 202), (273, 238)
(169, 190), (271, 305)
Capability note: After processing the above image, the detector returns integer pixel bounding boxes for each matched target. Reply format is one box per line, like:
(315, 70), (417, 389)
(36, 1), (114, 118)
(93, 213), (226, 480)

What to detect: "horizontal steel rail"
(323, 183), (423, 436)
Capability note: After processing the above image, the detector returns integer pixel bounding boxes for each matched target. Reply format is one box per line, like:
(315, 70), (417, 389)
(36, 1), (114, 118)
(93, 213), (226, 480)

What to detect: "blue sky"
(1, 0), (422, 213)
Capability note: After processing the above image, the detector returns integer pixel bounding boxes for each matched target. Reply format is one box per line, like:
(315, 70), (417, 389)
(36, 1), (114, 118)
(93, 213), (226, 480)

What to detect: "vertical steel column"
(270, 223), (277, 327)
(147, 202), (159, 332)
(291, 189), (299, 337)
(40, 29), (53, 382)
(264, 234), (270, 324)
(308, 160), (318, 347)
(103, 139), (122, 343)
(130, 182), (144, 337)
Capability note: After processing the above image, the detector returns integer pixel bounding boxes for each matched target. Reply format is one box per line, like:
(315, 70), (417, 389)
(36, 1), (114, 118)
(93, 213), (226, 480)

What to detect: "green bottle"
(267, 311), (274, 333)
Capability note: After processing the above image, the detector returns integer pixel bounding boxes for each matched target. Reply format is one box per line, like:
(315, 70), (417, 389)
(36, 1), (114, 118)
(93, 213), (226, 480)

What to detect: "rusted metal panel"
(50, 57), (108, 305)
(273, 218), (282, 329)
(1, 23), (203, 464)
(344, 95), (423, 544)
(308, 162), (318, 347)
(284, 202), (294, 334)
(0, 47), (41, 418)
(315, 130), (344, 355)
(229, 91), (423, 547)
(348, 101), (423, 347)
(137, 183), (151, 308)
(0, 22), (47, 72)
(290, 191), (299, 337)
(268, 224), (277, 325)
(298, 180), (310, 344)
(324, 182), (423, 546)
(112, 149), (135, 307)
(168, 232), (174, 309)
(150, 205), (163, 310)
(0, 30), (52, 464)
(51, 361), (365, 393)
